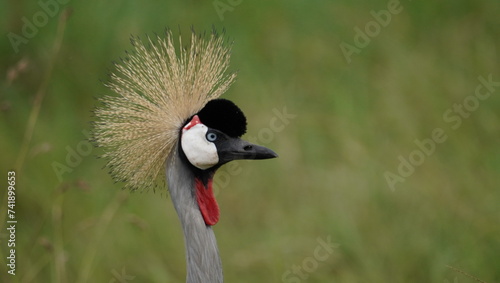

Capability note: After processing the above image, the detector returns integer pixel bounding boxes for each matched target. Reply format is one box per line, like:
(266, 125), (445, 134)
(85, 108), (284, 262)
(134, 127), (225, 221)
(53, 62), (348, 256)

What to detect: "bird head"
(180, 99), (277, 171)
(179, 99), (277, 226)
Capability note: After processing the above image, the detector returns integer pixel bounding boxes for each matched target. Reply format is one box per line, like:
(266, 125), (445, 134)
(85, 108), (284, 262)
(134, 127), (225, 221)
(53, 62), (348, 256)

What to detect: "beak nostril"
(243, 145), (253, 151)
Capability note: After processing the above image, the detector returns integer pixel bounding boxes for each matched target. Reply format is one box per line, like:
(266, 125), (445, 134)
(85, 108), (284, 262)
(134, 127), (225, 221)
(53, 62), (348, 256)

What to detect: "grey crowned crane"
(92, 30), (277, 282)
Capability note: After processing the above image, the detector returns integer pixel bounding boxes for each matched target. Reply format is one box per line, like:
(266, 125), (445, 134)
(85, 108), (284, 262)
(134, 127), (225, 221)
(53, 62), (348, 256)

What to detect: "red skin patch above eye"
(195, 177), (220, 226)
(183, 115), (202, 131)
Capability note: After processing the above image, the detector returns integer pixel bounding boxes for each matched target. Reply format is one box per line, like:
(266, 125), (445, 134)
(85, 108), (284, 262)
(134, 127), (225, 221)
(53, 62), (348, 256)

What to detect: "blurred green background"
(1, 0), (499, 282)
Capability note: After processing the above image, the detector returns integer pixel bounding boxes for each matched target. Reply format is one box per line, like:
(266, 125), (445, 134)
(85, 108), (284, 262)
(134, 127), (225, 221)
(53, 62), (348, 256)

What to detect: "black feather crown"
(196, 99), (247, 138)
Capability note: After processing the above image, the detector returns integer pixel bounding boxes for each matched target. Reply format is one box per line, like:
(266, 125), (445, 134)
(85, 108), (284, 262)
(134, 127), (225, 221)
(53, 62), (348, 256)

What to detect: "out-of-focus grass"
(1, 0), (499, 282)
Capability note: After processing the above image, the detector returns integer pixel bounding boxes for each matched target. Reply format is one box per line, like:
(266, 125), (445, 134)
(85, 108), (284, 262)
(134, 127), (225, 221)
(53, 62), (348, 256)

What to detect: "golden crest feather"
(92, 30), (236, 191)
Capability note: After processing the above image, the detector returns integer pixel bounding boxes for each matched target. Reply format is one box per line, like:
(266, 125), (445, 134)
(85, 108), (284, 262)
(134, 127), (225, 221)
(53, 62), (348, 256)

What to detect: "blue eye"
(206, 132), (217, 142)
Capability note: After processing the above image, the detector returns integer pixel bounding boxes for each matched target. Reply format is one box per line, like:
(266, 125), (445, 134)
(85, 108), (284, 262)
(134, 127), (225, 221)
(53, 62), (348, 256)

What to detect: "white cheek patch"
(181, 124), (219, 170)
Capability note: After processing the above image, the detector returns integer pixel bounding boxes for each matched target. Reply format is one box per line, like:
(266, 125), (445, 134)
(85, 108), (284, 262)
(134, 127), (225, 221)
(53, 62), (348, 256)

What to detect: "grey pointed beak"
(217, 138), (278, 164)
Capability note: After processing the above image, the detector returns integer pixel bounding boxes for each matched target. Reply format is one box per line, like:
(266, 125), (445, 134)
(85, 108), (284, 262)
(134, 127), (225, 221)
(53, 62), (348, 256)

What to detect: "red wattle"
(195, 178), (219, 226)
